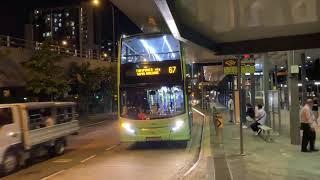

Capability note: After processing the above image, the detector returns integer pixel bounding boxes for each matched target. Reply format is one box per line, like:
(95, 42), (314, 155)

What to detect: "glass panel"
(0, 108), (13, 126)
(121, 34), (180, 64)
(120, 85), (185, 120)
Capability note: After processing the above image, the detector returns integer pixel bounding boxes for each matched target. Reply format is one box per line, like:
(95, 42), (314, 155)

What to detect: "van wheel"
(1, 152), (18, 175)
(53, 140), (66, 156)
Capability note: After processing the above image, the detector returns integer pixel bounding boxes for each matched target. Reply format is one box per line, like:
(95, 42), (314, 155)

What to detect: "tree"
(22, 40), (70, 100)
(67, 62), (117, 113)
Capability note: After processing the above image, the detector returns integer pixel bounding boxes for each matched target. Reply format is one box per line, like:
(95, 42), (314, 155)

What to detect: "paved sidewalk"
(211, 104), (320, 180)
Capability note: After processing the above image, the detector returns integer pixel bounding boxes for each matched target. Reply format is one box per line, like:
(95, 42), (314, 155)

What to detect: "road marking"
(226, 158), (234, 180)
(80, 155), (96, 163)
(105, 144), (119, 151)
(52, 159), (73, 163)
(41, 170), (65, 180)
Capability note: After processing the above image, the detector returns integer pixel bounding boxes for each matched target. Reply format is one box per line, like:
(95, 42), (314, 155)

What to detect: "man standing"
(300, 99), (318, 152)
(228, 96), (234, 123)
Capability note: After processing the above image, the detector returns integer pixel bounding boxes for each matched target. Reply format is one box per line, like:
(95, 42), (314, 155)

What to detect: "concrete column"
(262, 54), (270, 126)
(287, 50), (301, 145)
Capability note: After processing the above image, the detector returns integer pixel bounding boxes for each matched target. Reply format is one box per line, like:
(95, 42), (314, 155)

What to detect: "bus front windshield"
(120, 86), (185, 120)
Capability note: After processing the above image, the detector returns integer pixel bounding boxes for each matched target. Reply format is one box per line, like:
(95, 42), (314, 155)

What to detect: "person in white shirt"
(227, 97), (234, 123)
(300, 99), (318, 152)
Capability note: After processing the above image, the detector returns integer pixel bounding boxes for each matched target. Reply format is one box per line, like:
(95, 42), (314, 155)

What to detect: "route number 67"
(168, 66), (176, 74)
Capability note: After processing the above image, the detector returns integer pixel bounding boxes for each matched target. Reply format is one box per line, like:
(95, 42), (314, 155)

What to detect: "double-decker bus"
(118, 33), (191, 142)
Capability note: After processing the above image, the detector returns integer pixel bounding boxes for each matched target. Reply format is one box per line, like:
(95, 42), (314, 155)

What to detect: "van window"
(56, 108), (65, 124)
(28, 109), (42, 130)
(66, 107), (73, 121)
(0, 108), (13, 126)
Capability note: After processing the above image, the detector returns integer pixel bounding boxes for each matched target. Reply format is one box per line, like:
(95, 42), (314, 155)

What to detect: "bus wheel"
(1, 152), (19, 175)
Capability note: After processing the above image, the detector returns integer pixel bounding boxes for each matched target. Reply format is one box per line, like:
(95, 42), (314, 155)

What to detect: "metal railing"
(0, 35), (116, 62)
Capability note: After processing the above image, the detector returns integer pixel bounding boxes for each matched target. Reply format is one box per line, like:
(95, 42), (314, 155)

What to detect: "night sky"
(0, 0), (141, 39)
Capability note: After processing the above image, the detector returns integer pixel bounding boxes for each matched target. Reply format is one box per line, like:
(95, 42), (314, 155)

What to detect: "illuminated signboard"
(135, 66), (177, 76)
(121, 61), (181, 84)
(223, 59), (255, 75)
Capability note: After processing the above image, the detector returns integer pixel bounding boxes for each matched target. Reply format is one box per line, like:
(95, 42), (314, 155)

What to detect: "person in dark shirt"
(246, 103), (255, 122)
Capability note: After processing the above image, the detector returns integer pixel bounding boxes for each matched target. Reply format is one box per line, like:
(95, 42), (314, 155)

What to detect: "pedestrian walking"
(227, 96), (234, 123)
(300, 99), (318, 152)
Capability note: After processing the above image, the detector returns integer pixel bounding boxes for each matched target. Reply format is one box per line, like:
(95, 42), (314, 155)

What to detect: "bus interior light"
(121, 123), (135, 134)
(172, 120), (184, 132)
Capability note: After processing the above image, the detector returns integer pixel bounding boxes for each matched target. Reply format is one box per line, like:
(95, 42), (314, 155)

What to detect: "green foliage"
(22, 39), (70, 99)
(67, 62), (116, 95)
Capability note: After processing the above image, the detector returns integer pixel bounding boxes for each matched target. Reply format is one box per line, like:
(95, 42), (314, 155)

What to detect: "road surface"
(4, 114), (203, 180)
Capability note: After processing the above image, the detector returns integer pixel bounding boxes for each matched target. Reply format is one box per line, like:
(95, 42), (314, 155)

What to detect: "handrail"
(0, 35), (117, 62)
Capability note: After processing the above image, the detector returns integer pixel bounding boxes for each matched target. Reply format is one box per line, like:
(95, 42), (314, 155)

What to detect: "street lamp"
(92, 0), (100, 6)
(62, 40), (68, 46)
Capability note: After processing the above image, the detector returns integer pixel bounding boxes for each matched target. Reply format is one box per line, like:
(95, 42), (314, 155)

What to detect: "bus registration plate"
(146, 137), (162, 141)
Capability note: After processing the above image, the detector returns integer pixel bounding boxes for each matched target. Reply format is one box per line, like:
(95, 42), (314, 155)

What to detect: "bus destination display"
(136, 66), (176, 76)
(121, 61), (181, 84)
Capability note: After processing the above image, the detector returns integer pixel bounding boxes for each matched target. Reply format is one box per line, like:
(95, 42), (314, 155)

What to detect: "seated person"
(151, 104), (158, 114)
(137, 108), (147, 120)
(45, 115), (55, 127)
(41, 110), (55, 127)
(250, 104), (266, 135)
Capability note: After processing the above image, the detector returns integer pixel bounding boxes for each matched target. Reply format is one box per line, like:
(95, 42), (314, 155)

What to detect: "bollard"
(215, 113), (224, 144)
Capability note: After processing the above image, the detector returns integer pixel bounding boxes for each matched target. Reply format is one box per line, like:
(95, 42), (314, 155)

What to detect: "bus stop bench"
(258, 125), (273, 142)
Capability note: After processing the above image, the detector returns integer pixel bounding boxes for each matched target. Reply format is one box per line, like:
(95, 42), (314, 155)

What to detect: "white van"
(0, 102), (80, 175)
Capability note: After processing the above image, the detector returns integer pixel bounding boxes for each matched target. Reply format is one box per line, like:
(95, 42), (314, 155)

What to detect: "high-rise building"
(29, 2), (101, 58)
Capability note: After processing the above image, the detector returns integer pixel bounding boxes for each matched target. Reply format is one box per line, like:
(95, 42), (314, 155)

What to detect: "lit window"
(58, 13), (62, 17)
(59, 18), (62, 22)
(35, 24), (39, 28)
(72, 31), (75, 35)
(107, 42), (112, 45)
(54, 18), (57, 23)
(54, 27), (58, 32)
(71, 21), (75, 26)
(108, 48), (111, 51)
(59, 23), (62, 27)
(65, 12), (70, 17)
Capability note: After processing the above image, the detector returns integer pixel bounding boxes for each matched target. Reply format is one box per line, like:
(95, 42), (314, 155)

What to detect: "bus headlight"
(121, 123), (135, 134)
(172, 120), (184, 132)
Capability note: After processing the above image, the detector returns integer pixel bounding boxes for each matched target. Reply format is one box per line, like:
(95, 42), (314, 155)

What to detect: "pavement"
(210, 102), (320, 180)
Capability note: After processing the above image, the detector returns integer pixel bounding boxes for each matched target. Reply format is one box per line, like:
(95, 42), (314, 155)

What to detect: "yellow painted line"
(105, 144), (119, 151)
(41, 170), (65, 180)
(80, 155), (96, 163)
(52, 159), (72, 163)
